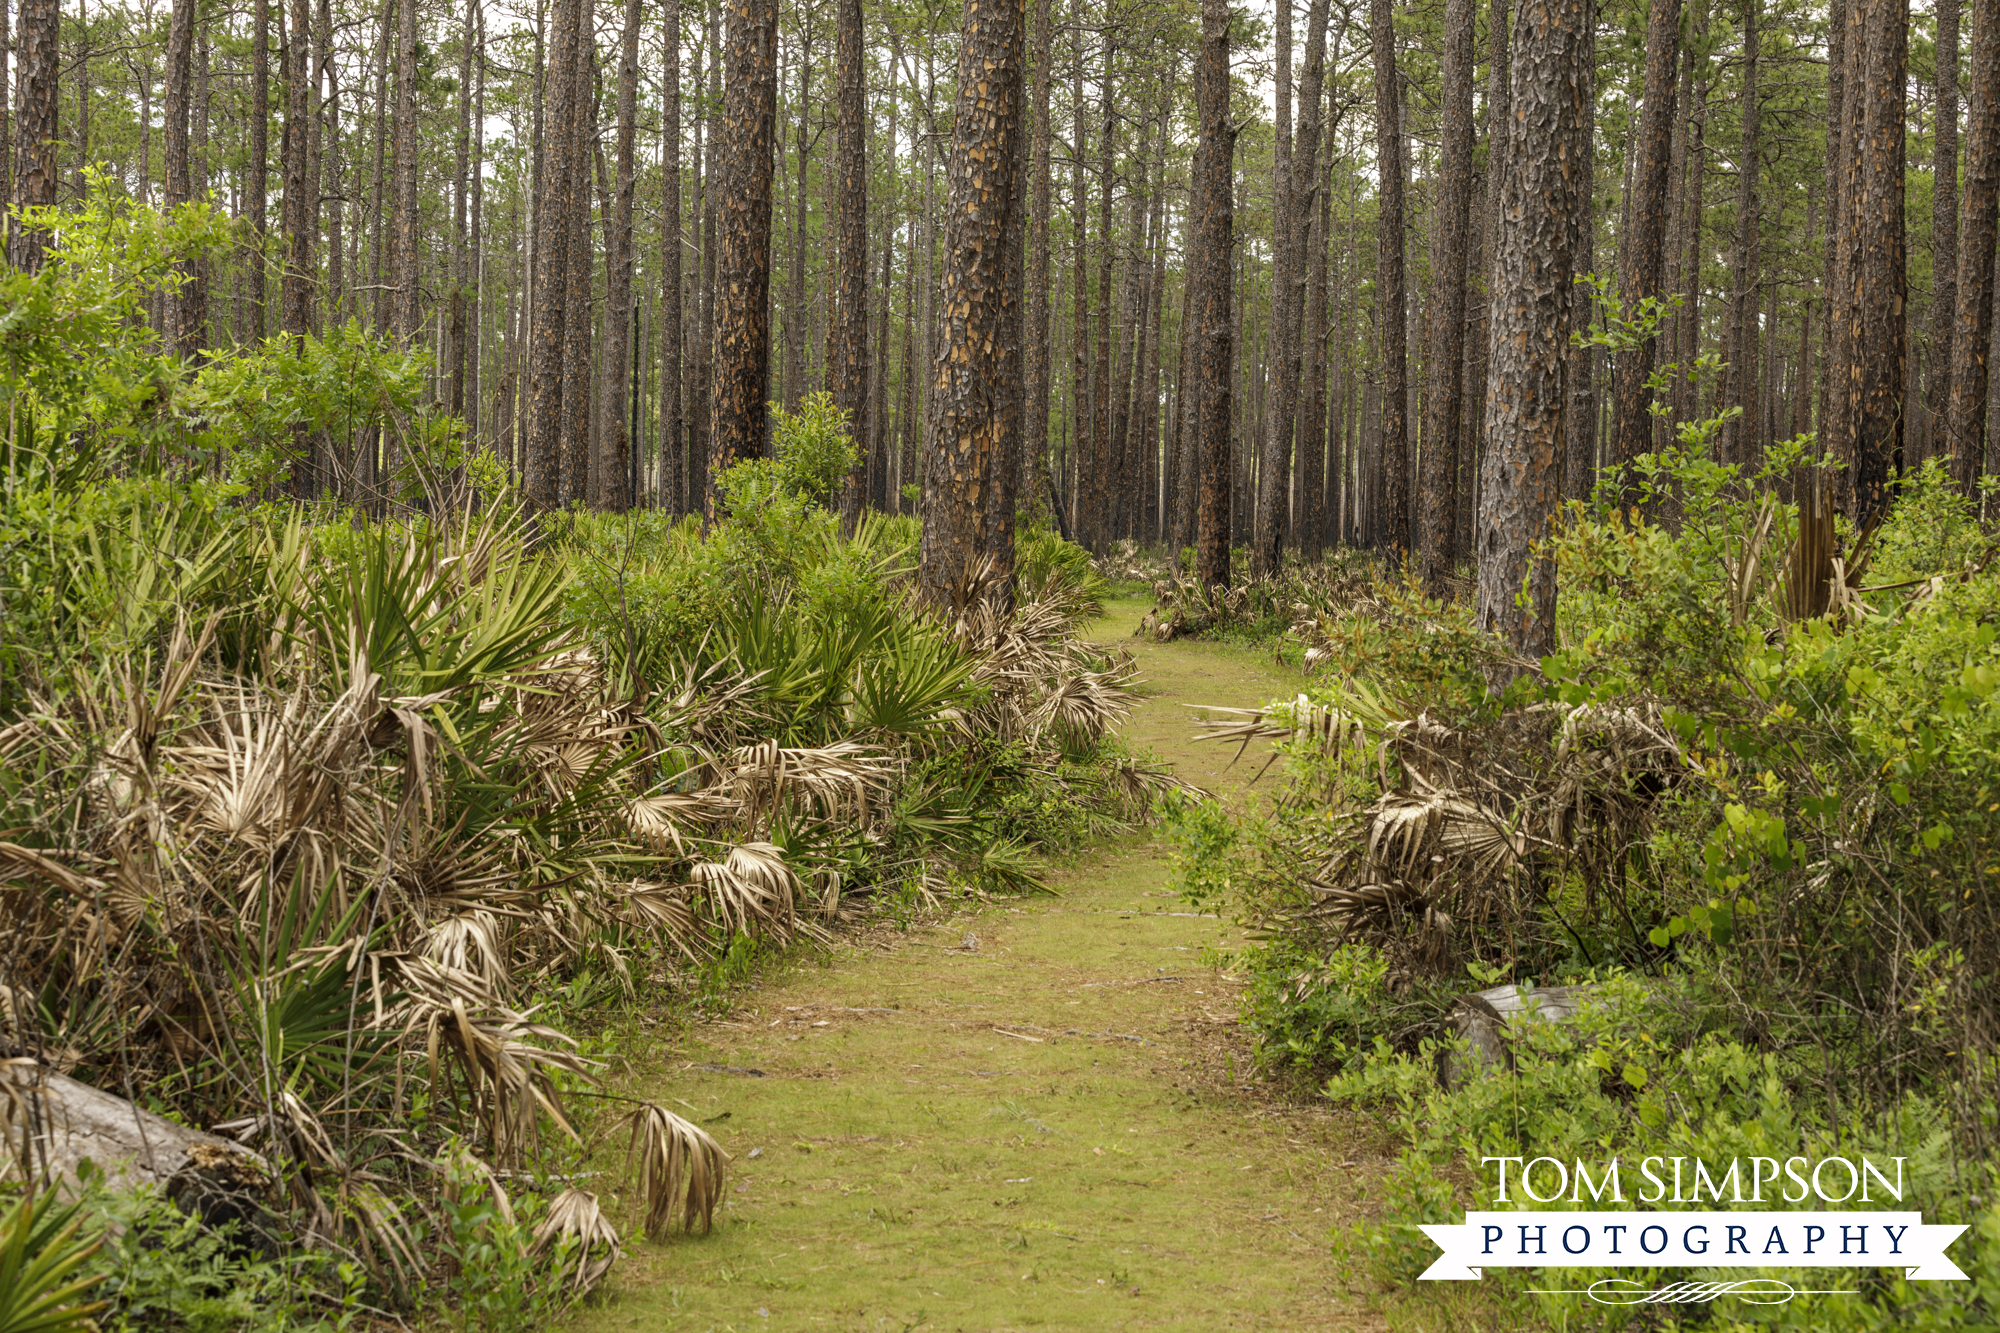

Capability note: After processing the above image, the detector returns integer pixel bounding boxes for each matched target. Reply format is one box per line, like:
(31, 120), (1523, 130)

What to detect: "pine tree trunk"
(1087, 37), (1116, 554)
(1461, 0), (1509, 559)
(659, 0), (683, 510)
(1949, 0), (1996, 491)
(164, 0), (195, 352)
(1192, 0), (1235, 591)
(1252, 0), (1295, 575)
(1025, 0), (1055, 518)
(559, 19), (596, 505)
(1418, 0), (1475, 588)
(692, 0), (720, 511)
(1, 0), (12, 208)
(525, 0), (580, 510)
(1370, 0), (1410, 561)
(392, 0), (418, 342)
(1933, 0), (1962, 434)
(602, 0), (640, 510)
(783, 23), (810, 413)
(6, 0), (55, 272)
(916, 0), (1024, 605)
(1726, 0), (1760, 470)
(1477, 0), (1591, 667)
(707, 0), (778, 506)
(451, 0), (475, 421)
(1607, 0), (1680, 488)
(1836, 0), (1907, 525)
(872, 47), (898, 513)
(1564, 7), (1598, 504)
(1300, 106), (1333, 564)
(1068, 1), (1091, 544)
(832, 0), (869, 522)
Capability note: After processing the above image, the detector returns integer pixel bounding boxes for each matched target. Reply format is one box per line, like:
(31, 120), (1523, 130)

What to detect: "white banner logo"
(1419, 1211), (1969, 1283)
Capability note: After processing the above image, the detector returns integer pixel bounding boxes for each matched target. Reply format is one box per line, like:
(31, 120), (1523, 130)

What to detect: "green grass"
(564, 599), (1399, 1331)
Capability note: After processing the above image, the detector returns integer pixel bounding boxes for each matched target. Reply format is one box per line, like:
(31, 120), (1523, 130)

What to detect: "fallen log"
(2, 1060), (264, 1197)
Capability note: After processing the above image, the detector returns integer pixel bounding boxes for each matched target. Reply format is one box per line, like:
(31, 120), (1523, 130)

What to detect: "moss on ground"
(566, 599), (1399, 1331)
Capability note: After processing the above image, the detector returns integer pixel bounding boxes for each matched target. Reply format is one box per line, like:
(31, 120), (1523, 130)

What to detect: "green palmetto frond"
(0, 1187), (107, 1333)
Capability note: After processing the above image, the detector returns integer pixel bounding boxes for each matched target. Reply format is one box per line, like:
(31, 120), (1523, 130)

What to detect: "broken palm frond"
(530, 1188), (622, 1294)
(624, 1102), (726, 1239)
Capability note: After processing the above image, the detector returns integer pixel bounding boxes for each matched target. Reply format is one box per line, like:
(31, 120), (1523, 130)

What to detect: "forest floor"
(568, 598), (1409, 1332)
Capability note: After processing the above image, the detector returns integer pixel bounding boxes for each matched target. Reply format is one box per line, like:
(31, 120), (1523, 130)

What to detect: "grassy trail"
(573, 598), (1394, 1332)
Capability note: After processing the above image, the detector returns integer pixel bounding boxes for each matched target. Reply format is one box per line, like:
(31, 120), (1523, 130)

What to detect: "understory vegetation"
(1166, 446), (2000, 1327)
(0, 215), (1160, 1330)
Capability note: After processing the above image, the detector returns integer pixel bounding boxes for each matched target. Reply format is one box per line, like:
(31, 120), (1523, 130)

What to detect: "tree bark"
(659, 0), (684, 510)
(783, 20), (811, 413)
(1834, 0), (1907, 526)
(1087, 37), (1116, 552)
(1477, 0), (1591, 667)
(1370, 0), (1411, 560)
(1950, 0), (1997, 492)
(1606, 0), (1679, 491)
(916, 0), (1024, 606)
(1725, 0), (1760, 471)
(1934, 0), (1962, 436)
(249, 0), (270, 334)
(602, 0), (641, 510)
(6, 0), (55, 272)
(525, 0), (581, 510)
(1252, 0), (1296, 575)
(707, 0), (778, 507)
(832, 0), (870, 522)
(1192, 0), (1235, 591)
(1066, 4), (1089, 544)
(451, 0), (476, 421)
(1301, 105), (1334, 563)
(559, 18), (596, 505)
(164, 0), (196, 353)
(1563, 3), (1598, 503)
(391, 0), (418, 342)
(1418, 0), (1476, 588)
(1026, 0), (1055, 518)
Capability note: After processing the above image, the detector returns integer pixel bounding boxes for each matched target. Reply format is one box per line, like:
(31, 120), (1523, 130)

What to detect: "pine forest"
(3, 0), (2000, 1324)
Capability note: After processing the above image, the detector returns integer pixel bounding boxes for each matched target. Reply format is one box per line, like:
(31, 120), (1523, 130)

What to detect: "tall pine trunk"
(1477, 0), (1591, 667)
(7, 0), (56, 271)
(1949, 0), (1997, 492)
(658, 0), (684, 509)
(916, 0), (1024, 606)
(1606, 0), (1679, 489)
(1370, 0), (1410, 559)
(1418, 0), (1475, 588)
(1835, 0), (1907, 525)
(525, 0), (581, 509)
(1192, 0), (1235, 591)
(164, 0), (197, 353)
(1934, 0), (1962, 434)
(832, 0), (870, 522)
(708, 0), (778, 506)
(602, 0), (641, 509)
(1725, 0), (1759, 470)
(1025, 0), (1055, 518)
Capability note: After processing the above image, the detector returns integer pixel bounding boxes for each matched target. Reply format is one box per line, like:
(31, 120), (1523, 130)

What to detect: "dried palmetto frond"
(531, 1188), (622, 1293)
(1031, 664), (1136, 746)
(687, 843), (799, 935)
(625, 1102), (726, 1238)
(616, 882), (701, 956)
(624, 791), (741, 854)
(421, 912), (512, 996)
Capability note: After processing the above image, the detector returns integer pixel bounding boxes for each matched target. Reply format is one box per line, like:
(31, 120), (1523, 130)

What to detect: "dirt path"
(573, 599), (1394, 1332)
